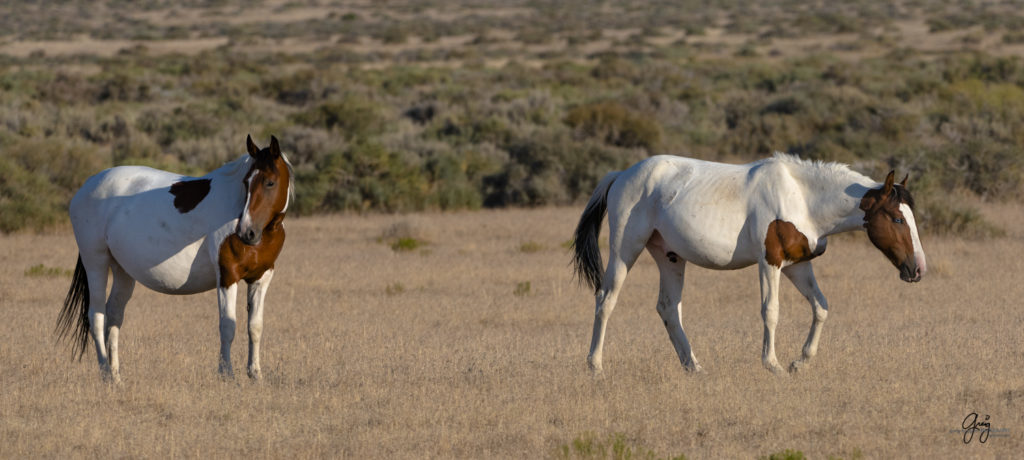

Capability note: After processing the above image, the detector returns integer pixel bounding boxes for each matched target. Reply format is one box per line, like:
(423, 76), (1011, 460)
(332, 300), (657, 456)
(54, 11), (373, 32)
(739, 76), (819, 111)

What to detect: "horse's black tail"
(56, 255), (90, 361)
(572, 171), (620, 294)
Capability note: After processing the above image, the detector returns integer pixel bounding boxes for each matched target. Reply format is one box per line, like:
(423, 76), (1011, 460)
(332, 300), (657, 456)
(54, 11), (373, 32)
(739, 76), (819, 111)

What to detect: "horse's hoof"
(789, 360), (808, 373)
(765, 363), (786, 375)
(217, 365), (235, 379)
(684, 362), (704, 374)
(101, 370), (122, 385)
(247, 369), (262, 380)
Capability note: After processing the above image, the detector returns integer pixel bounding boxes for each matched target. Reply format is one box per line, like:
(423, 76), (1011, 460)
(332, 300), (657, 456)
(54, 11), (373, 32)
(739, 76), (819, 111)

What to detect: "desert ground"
(1, 205), (1022, 458)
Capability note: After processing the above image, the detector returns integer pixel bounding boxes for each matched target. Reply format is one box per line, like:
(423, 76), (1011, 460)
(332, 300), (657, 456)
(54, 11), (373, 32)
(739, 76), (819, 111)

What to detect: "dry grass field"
(1, 205), (1022, 458)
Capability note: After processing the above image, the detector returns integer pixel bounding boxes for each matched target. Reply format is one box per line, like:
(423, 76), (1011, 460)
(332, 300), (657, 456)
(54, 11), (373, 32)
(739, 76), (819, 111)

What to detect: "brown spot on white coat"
(764, 220), (824, 267)
(168, 178), (211, 213)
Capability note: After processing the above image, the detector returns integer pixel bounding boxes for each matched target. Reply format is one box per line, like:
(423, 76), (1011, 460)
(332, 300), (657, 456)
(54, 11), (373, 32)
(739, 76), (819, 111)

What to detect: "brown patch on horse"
(764, 220), (822, 267)
(169, 179), (211, 213)
(858, 171), (916, 269)
(219, 214), (285, 287)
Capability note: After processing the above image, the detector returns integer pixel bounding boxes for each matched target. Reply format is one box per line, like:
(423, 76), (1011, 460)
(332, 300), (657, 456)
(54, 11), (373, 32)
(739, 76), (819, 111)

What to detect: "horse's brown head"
(859, 171), (926, 282)
(237, 135), (291, 245)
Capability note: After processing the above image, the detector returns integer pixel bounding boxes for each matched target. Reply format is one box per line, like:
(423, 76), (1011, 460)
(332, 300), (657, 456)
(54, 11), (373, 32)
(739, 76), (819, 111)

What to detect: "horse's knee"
(248, 322), (263, 340)
(814, 307), (828, 323)
(594, 291), (618, 320)
(762, 307), (779, 329)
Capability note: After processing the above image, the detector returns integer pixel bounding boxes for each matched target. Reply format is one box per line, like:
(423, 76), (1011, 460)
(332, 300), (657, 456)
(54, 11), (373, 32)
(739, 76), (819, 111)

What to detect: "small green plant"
(385, 282), (405, 295)
(513, 281), (531, 296)
(25, 264), (72, 278)
(391, 237), (422, 252)
(761, 449), (806, 460)
(558, 432), (686, 460)
(378, 222), (429, 252)
(519, 241), (544, 253)
(827, 447), (864, 460)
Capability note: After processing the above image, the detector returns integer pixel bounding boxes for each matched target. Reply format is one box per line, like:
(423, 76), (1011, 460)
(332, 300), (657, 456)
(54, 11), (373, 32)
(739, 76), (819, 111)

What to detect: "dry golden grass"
(1, 206), (1022, 458)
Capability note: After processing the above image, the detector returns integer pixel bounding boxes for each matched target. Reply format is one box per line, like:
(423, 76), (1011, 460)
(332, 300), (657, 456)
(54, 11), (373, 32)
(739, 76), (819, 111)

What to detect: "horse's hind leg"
(79, 251), (112, 376)
(648, 245), (702, 372)
(782, 262), (828, 373)
(587, 237), (645, 372)
(104, 260), (135, 383)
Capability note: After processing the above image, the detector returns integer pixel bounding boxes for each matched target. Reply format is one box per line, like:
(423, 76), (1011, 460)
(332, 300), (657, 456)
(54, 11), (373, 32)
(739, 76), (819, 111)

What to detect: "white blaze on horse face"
(239, 171), (257, 235)
(899, 203), (927, 276)
(281, 154), (291, 213)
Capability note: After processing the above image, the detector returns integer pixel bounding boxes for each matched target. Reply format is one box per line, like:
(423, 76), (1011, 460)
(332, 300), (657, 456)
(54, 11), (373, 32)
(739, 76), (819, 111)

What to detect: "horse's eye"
(893, 217), (904, 224)
(265, 180), (275, 187)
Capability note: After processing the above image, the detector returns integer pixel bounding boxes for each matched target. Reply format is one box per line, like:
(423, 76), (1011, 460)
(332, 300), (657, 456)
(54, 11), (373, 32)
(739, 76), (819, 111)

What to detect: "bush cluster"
(2, 2), (1024, 238)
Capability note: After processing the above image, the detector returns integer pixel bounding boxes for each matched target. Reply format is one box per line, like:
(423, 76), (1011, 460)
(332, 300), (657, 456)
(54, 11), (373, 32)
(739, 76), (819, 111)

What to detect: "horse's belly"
(654, 211), (758, 270)
(667, 235), (758, 269)
(109, 236), (219, 295)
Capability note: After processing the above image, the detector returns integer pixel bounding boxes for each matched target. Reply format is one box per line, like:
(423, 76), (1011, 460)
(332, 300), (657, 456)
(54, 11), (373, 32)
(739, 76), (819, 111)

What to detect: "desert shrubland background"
(3, 1), (1024, 458)
(2, 0), (1024, 235)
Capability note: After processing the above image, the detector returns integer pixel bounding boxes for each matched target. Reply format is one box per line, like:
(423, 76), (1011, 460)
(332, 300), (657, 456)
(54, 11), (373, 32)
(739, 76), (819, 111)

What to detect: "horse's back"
(70, 166), (227, 294)
(607, 155), (766, 269)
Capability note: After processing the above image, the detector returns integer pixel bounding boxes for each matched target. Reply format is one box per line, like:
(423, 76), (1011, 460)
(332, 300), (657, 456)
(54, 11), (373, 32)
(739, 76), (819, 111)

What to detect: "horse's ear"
(269, 135), (281, 158)
(900, 174), (909, 188)
(246, 134), (260, 157)
(883, 170), (895, 195)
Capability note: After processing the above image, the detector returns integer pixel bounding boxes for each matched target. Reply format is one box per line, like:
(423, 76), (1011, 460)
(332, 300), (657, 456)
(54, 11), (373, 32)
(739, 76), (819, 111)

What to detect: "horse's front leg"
(758, 261), (785, 374)
(246, 269), (274, 380)
(217, 282), (239, 377)
(782, 262), (829, 373)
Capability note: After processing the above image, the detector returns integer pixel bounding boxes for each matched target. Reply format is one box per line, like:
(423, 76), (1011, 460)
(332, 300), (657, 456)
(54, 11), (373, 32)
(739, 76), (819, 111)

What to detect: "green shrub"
(136, 104), (221, 147)
(0, 156), (66, 232)
(919, 201), (1005, 238)
(291, 95), (385, 140)
(565, 101), (661, 150)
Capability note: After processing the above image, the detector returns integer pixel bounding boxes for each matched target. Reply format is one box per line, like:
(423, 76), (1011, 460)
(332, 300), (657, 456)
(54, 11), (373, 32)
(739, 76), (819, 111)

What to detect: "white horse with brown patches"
(57, 135), (292, 382)
(572, 153), (926, 374)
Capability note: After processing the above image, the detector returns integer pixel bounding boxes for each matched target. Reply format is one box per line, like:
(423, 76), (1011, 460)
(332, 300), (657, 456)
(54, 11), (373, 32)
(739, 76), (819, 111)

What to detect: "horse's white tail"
(56, 255), (90, 360)
(572, 171), (620, 293)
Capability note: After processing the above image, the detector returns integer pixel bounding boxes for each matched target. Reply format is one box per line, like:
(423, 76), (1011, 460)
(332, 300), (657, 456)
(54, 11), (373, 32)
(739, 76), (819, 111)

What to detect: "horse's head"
(859, 171), (927, 283)
(237, 134), (291, 245)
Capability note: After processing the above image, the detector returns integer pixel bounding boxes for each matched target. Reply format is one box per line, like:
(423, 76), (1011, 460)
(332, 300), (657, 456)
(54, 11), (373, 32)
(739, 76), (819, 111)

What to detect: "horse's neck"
(791, 164), (878, 237)
(203, 156), (251, 213)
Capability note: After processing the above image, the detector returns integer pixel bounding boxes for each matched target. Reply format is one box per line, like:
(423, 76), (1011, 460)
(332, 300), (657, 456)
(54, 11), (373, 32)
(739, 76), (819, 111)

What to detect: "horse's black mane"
(893, 184), (915, 211)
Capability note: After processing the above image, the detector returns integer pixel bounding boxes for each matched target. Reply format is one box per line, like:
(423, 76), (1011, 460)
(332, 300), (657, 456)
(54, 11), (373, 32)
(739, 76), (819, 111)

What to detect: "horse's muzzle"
(238, 228), (261, 246)
(899, 261), (921, 283)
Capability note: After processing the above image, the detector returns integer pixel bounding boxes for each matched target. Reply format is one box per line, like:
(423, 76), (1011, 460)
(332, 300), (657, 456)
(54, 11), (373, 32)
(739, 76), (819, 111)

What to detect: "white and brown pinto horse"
(572, 153), (926, 374)
(57, 135), (292, 382)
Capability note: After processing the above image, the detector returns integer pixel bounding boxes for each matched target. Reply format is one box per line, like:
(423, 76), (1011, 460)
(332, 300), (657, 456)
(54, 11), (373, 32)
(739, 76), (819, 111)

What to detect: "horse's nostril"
(245, 230), (255, 242)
